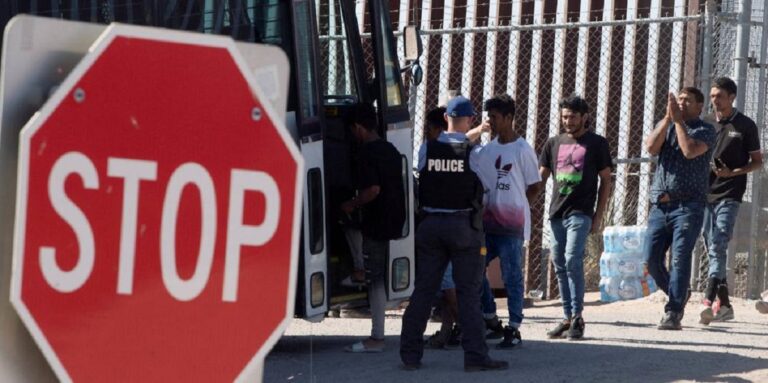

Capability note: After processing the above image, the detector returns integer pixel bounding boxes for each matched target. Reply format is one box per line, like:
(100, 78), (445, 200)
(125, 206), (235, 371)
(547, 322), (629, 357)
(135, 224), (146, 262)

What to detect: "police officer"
(400, 96), (508, 372)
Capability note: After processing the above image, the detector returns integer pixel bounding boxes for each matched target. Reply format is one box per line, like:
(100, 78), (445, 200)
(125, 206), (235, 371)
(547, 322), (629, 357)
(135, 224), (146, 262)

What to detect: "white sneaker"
(712, 305), (734, 322)
(699, 305), (714, 325)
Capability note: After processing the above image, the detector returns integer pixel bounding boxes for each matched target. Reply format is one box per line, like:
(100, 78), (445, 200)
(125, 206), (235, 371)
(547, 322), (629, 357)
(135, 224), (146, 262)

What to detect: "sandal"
(340, 276), (366, 287)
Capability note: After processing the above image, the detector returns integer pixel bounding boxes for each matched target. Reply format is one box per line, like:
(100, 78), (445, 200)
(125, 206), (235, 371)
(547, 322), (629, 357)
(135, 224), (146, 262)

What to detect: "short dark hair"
(425, 106), (447, 130)
(712, 77), (737, 96)
(346, 103), (378, 131)
(559, 95), (589, 115)
(484, 94), (516, 117)
(680, 87), (705, 103)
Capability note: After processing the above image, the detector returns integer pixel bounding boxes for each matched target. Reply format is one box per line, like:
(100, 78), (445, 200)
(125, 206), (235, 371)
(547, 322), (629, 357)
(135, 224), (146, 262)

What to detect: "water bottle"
(645, 275), (658, 294)
(611, 226), (620, 253)
(638, 225), (647, 251)
(600, 252), (613, 277)
(617, 256), (644, 278)
(619, 278), (643, 300)
(602, 226), (614, 253)
(641, 262), (657, 295)
(599, 277), (620, 302)
(640, 277), (651, 297)
(621, 226), (642, 253)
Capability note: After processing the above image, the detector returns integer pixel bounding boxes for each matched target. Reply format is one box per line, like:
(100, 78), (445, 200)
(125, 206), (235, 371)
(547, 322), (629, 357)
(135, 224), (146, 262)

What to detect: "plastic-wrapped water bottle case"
(599, 226), (657, 302)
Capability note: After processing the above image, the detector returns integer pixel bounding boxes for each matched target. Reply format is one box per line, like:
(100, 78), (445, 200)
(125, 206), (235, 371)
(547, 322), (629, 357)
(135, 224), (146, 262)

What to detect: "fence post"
(690, 5), (711, 290)
(733, 0), (751, 111)
(747, 5), (768, 300)
(698, 0), (714, 97)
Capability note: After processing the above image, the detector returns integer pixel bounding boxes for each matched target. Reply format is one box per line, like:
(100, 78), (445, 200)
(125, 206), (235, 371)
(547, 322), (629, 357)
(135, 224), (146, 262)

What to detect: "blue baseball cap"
(445, 96), (476, 118)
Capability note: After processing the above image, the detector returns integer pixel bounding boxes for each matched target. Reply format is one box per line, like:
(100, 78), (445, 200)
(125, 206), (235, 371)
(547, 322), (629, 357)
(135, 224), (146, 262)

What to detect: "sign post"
(10, 23), (302, 382)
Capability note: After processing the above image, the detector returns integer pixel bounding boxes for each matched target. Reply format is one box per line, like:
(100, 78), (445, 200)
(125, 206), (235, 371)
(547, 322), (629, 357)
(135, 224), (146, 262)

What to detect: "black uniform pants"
(400, 213), (489, 366)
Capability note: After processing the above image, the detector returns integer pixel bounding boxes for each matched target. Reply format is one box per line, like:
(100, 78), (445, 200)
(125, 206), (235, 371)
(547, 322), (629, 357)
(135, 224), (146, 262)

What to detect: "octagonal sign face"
(10, 24), (302, 382)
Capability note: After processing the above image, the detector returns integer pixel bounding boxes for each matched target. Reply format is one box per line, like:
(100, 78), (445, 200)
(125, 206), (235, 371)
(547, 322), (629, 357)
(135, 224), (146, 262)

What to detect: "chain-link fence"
(693, 3), (768, 300)
(319, 1), (768, 300)
(408, 13), (706, 299)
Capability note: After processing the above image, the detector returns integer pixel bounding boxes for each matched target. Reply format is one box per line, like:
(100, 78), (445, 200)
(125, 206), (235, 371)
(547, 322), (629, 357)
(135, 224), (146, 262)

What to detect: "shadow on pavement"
(587, 320), (768, 337)
(265, 335), (768, 383)
(532, 299), (609, 309)
(589, 336), (768, 351)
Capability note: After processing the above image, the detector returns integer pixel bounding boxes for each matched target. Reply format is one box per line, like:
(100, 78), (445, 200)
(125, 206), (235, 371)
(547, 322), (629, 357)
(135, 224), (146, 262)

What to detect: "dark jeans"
(400, 213), (489, 366)
(703, 200), (740, 280)
(643, 201), (705, 313)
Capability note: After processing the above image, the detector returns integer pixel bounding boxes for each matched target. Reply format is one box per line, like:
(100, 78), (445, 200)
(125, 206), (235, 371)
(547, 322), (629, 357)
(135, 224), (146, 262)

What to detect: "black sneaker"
(446, 324), (462, 348)
(484, 316), (504, 340)
(658, 311), (682, 330)
(496, 326), (522, 349)
(426, 330), (447, 349)
(546, 319), (571, 339)
(464, 359), (509, 372)
(567, 316), (585, 340)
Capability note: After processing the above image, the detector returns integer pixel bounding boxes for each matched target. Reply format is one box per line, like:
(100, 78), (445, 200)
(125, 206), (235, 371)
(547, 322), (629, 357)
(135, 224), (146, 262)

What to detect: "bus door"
(314, 0), (374, 307)
(368, 0), (415, 300)
(290, 0), (328, 319)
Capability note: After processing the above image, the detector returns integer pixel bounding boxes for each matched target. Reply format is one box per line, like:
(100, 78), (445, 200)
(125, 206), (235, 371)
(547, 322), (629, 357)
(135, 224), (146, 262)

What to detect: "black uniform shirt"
(706, 111), (761, 203)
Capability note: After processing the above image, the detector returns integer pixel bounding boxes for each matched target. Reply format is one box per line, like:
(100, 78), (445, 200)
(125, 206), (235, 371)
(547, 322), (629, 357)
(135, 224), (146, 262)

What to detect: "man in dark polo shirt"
(698, 77), (762, 325)
(644, 87), (716, 330)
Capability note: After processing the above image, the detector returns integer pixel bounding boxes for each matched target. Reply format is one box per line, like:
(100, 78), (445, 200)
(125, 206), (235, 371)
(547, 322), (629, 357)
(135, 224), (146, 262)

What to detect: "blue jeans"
(481, 274), (496, 318)
(480, 234), (525, 327)
(703, 200), (740, 280)
(643, 201), (705, 313)
(550, 214), (592, 319)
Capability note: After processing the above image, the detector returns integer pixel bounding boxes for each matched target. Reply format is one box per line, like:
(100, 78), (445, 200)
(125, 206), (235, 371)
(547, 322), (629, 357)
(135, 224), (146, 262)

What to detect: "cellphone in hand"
(714, 158), (726, 168)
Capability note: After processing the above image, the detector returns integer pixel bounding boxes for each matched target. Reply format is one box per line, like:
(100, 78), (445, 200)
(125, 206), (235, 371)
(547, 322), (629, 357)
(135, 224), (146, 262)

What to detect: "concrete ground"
(264, 292), (768, 383)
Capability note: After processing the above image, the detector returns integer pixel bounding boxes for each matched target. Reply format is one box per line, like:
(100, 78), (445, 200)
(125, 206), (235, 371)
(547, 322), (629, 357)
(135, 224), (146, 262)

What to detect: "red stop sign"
(10, 25), (302, 382)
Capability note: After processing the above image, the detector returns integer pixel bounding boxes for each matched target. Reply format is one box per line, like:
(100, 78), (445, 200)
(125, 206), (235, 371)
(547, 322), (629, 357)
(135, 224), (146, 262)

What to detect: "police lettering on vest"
(419, 141), (483, 211)
(427, 158), (465, 172)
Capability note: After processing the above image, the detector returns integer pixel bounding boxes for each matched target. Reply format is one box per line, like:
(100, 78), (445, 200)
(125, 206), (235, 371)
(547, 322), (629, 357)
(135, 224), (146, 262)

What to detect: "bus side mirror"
(411, 64), (423, 87)
(402, 25), (422, 62)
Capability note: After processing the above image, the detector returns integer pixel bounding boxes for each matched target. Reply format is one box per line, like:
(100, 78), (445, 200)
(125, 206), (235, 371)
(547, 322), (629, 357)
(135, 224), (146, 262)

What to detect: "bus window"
(307, 167), (325, 254)
(370, 0), (408, 124)
(376, 6), (403, 108)
(317, 0), (361, 101)
(293, 0), (321, 127)
(399, 155), (410, 238)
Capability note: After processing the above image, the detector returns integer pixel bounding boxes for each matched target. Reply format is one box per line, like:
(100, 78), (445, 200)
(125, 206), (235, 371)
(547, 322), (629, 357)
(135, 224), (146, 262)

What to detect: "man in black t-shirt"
(698, 77), (763, 325)
(341, 103), (405, 353)
(539, 95), (613, 340)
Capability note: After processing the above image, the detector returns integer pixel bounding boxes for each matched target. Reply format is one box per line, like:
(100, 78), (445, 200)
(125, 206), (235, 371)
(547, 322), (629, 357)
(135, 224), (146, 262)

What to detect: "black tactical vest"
(419, 140), (483, 210)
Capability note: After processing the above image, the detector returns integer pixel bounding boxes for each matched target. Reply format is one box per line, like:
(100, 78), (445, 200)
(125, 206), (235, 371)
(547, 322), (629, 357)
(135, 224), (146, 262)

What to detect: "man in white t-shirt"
(472, 94), (542, 349)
